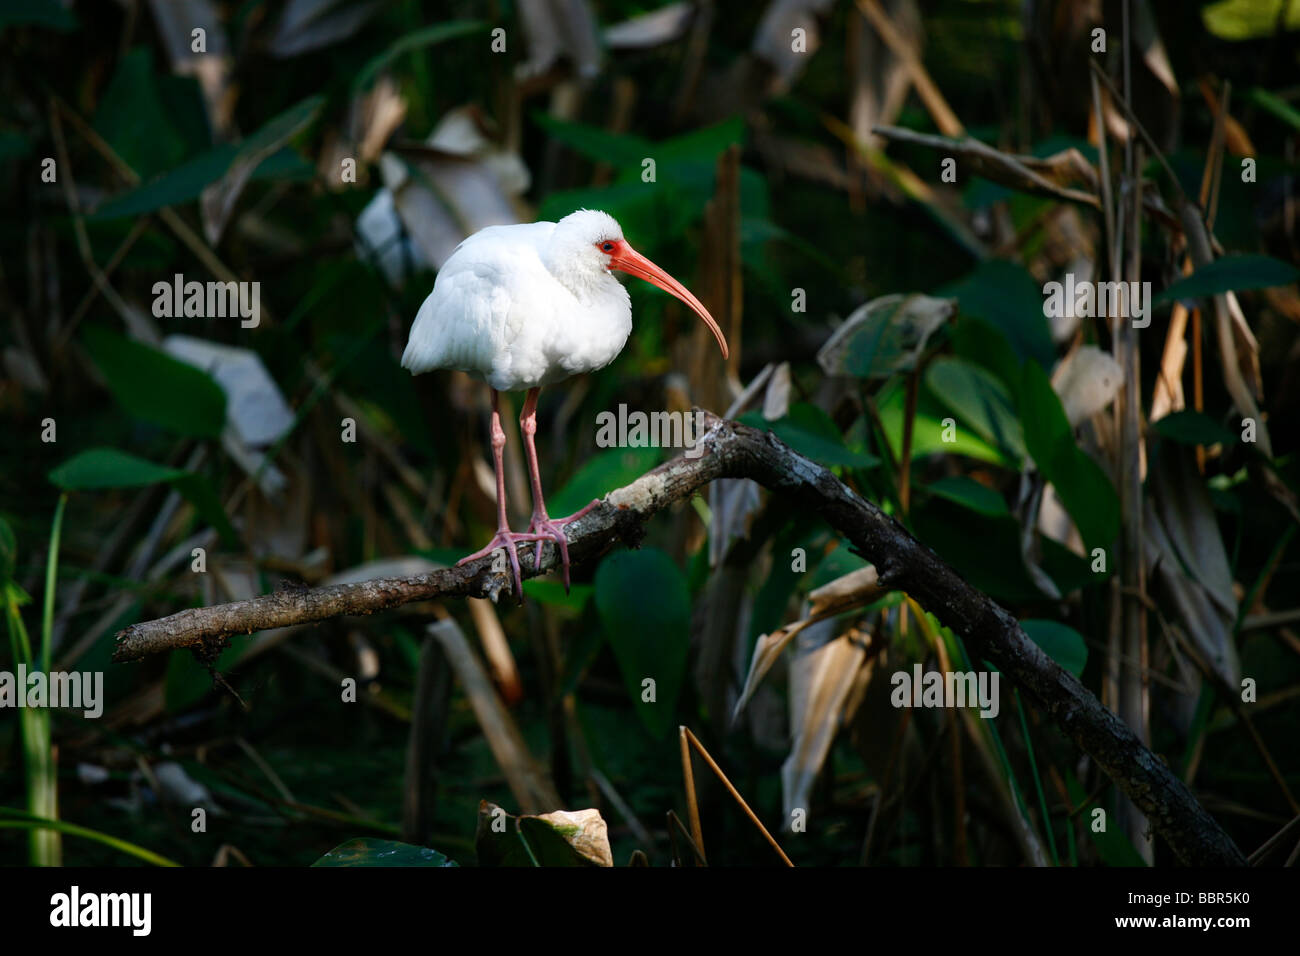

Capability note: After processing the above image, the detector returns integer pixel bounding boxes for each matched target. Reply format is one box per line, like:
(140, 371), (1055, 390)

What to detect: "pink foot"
(458, 529), (547, 602)
(527, 499), (601, 592)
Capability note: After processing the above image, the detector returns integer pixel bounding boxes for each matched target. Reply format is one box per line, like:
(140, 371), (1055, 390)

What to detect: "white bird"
(402, 209), (729, 597)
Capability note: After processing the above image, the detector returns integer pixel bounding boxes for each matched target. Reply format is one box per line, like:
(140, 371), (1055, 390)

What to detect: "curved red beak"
(608, 240), (730, 360)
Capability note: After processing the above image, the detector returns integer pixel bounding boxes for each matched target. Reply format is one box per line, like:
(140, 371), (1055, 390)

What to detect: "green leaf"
(49, 448), (185, 489)
(49, 449), (239, 546)
(312, 838), (457, 867)
(1248, 88), (1300, 132)
(531, 112), (653, 168)
(821, 294), (954, 380)
(548, 446), (661, 517)
(1019, 362), (1119, 551)
(877, 377), (1012, 467)
(940, 260), (1055, 368)
(741, 403), (879, 469)
(81, 326), (227, 438)
(233, 95), (325, 164)
(521, 579), (594, 611)
(1064, 772), (1148, 866)
(926, 358), (1025, 460)
(913, 502), (1057, 604)
(1203, 0), (1300, 40)
(90, 97), (322, 220)
(1021, 619), (1088, 677)
(594, 549), (690, 738)
(927, 476), (1008, 517)
(354, 20), (488, 91)
(93, 48), (186, 179)
(1155, 255), (1300, 306)
(808, 542), (869, 590)
(950, 316), (1023, 394)
(1151, 411), (1238, 448)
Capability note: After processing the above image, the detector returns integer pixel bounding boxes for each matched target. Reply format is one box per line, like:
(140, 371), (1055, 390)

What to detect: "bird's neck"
(544, 254), (617, 303)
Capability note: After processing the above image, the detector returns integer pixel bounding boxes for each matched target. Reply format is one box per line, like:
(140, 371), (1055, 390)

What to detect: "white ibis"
(401, 209), (729, 597)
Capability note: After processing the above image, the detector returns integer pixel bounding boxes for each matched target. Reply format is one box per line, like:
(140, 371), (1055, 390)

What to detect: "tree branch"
(111, 412), (1246, 866)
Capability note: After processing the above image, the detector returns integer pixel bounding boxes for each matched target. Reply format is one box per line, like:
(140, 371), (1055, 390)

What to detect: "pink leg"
(457, 390), (542, 600)
(520, 388), (600, 592)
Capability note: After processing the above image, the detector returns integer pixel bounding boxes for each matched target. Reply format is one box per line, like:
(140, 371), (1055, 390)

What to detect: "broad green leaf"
(913, 502), (1057, 604)
(926, 357), (1025, 460)
(1155, 255), (1300, 306)
(1203, 0), (1300, 40)
(312, 838), (457, 867)
(49, 448), (185, 489)
(353, 20), (488, 91)
(1021, 619), (1088, 676)
(232, 95), (325, 162)
(741, 403), (879, 469)
(49, 449), (239, 546)
(531, 112), (653, 167)
(90, 98), (321, 220)
(877, 378), (1012, 467)
(594, 548), (690, 738)
(548, 446), (661, 517)
(927, 476), (1008, 517)
(1151, 411), (1238, 448)
(655, 117), (746, 163)
(1064, 772), (1148, 866)
(1019, 362), (1119, 551)
(818, 294), (955, 380)
(808, 542), (869, 590)
(92, 48), (187, 179)
(82, 326), (227, 438)
(521, 579), (594, 611)
(940, 259), (1055, 368)
(950, 315), (1023, 394)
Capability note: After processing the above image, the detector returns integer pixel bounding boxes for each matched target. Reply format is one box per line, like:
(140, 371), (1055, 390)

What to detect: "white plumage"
(402, 211), (634, 391)
(399, 208), (727, 598)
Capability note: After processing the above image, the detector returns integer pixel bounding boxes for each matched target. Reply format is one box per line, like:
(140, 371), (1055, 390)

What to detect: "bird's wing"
(400, 223), (560, 382)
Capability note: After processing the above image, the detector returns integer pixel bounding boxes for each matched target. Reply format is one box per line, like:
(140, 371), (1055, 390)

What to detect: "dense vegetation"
(2, 0), (1298, 867)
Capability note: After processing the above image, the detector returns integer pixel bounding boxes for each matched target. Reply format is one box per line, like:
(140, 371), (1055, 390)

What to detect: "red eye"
(602, 242), (614, 252)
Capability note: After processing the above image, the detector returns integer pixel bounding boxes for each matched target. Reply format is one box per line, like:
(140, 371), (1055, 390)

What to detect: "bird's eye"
(601, 242), (614, 252)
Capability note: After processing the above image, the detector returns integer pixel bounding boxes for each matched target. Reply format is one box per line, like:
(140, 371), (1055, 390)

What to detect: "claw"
(458, 529), (546, 603)
(527, 499), (600, 594)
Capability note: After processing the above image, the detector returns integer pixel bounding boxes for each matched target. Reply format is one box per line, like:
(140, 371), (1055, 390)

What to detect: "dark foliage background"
(1, 0), (1298, 867)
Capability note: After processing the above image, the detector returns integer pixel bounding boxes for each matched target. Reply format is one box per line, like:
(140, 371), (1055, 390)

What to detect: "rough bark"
(112, 412), (1247, 866)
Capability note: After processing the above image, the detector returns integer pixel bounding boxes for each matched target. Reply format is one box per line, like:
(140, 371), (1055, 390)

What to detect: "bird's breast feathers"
(401, 233), (632, 392)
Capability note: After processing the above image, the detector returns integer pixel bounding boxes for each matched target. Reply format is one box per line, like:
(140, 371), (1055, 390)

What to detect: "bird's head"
(550, 209), (729, 360)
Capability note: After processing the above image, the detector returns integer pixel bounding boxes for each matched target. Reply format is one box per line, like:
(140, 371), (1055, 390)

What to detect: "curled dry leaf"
(817, 293), (955, 379)
(1142, 449), (1240, 688)
(270, 0), (384, 58)
(734, 565), (883, 718)
(849, 0), (921, 149)
(475, 801), (612, 867)
(605, 2), (694, 50)
(517, 0), (602, 80)
(783, 624), (871, 824)
(709, 363), (789, 566)
(369, 107), (528, 277)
